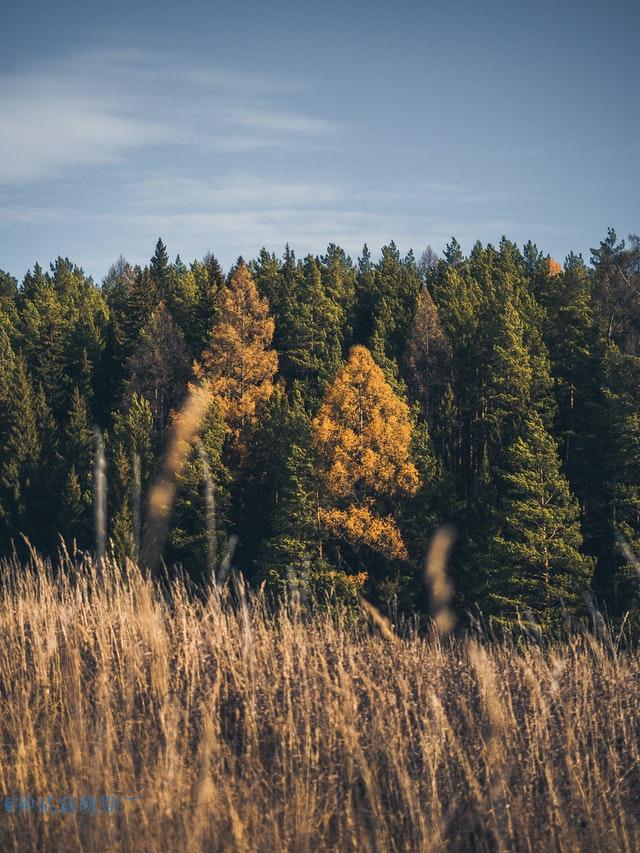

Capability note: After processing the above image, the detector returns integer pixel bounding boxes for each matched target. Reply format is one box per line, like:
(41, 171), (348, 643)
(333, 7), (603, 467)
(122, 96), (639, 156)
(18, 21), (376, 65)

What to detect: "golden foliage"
(313, 345), (419, 498)
(320, 504), (409, 560)
(195, 263), (277, 443)
(313, 345), (418, 559)
(547, 258), (563, 277)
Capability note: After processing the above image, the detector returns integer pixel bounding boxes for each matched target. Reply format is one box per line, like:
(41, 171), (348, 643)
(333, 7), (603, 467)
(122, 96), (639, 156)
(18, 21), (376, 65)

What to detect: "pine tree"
(487, 411), (594, 627)
(108, 393), (155, 561)
(255, 388), (360, 604)
(126, 303), (190, 444)
(321, 243), (356, 349)
(60, 387), (94, 546)
(0, 356), (43, 550)
(167, 398), (229, 585)
(278, 254), (343, 394)
(401, 286), (452, 422)
(237, 387), (317, 576)
(196, 262), (278, 449)
(189, 253), (225, 357)
(368, 243), (423, 376)
(150, 238), (170, 297)
(443, 237), (464, 266)
(485, 300), (533, 446)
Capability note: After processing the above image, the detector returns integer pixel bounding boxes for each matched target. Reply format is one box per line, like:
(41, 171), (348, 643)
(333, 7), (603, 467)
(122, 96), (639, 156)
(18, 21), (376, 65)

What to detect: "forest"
(1, 229), (639, 631)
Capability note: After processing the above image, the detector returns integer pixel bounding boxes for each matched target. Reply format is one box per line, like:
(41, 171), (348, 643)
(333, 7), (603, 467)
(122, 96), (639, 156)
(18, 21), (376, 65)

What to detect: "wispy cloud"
(0, 204), (73, 225)
(222, 107), (346, 135)
(0, 49), (346, 186)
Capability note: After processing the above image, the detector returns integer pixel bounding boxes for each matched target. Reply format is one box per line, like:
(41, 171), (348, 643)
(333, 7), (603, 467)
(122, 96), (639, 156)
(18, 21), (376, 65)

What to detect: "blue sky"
(1, 0), (638, 282)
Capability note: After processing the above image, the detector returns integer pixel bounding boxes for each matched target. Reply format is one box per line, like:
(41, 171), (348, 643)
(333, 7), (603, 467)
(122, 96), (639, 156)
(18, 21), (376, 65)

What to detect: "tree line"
(0, 229), (639, 628)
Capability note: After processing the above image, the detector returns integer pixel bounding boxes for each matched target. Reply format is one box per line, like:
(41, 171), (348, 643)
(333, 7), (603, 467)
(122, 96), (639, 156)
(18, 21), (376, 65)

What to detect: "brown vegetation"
(0, 554), (638, 851)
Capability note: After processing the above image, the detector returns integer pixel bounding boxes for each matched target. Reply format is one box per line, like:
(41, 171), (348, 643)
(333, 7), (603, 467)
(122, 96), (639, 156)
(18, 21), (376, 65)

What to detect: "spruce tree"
(150, 238), (170, 297)
(278, 254), (343, 394)
(60, 387), (94, 547)
(126, 303), (190, 445)
(0, 356), (43, 550)
(487, 411), (594, 627)
(167, 398), (230, 585)
(108, 393), (155, 561)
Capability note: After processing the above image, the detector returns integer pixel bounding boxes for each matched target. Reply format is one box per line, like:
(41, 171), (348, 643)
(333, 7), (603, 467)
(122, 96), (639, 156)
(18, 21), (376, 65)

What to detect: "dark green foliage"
(60, 388), (94, 547)
(166, 400), (230, 585)
(125, 303), (190, 445)
(486, 411), (594, 627)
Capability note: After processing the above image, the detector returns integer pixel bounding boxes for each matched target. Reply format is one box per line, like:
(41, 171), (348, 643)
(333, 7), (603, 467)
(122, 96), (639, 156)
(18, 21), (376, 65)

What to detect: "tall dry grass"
(0, 553), (638, 852)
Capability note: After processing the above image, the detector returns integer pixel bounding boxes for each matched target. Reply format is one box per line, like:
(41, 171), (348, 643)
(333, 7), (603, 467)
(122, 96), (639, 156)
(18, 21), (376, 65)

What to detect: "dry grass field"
(0, 553), (638, 852)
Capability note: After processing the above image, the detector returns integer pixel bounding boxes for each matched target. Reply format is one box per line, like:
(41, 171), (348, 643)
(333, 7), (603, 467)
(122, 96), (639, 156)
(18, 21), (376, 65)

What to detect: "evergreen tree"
(150, 238), (170, 297)
(487, 411), (594, 627)
(60, 387), (94, 547)
(166, 398), (230, 585)
(401, 286), (452, 423)
(108, 393), (155, 561)
(189, 253), (225, 357)
(0, 356), (43, 550)
(443, 237), (464, 266)
(485, 300), (533, 446)
(126, 303), (190, 445)
(278, 254), (343, 394)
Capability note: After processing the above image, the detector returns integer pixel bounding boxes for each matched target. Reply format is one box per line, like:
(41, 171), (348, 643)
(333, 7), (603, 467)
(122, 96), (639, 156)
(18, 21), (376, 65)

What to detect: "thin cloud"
(0, 49), (347, 186)
(223, 107), (345, 135)
(0, 205), (75, 225)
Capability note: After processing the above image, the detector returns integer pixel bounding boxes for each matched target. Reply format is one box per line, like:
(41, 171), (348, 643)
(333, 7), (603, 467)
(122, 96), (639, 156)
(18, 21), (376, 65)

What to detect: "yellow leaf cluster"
(195, 263), (278, 443)
(319, 505), (409, 561)
(313, 345), (419, 499)
(320, 569), (368, 593)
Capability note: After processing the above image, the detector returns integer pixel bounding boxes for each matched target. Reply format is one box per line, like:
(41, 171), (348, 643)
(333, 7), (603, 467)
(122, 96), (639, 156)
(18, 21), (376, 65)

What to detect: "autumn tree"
(313, 345), (419, 570)
(196, 262), (278, 448)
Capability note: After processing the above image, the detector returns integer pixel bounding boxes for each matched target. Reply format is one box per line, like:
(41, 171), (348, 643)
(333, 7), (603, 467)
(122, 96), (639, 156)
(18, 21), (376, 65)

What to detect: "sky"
(0, 0), (638, 283)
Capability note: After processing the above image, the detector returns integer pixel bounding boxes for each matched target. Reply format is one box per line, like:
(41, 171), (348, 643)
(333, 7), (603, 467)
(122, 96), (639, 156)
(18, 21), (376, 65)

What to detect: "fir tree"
(150, 238), (170, 296)
(487, 411), (594, 627)
(0, 356), (43, 549)
(167, 398), (229, 585)
(126, 303), (190, 444)
(60, 387), (94, 546)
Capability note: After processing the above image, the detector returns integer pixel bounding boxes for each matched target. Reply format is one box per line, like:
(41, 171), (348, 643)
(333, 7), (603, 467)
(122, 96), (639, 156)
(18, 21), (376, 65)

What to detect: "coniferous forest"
(1, 229), (639, 630)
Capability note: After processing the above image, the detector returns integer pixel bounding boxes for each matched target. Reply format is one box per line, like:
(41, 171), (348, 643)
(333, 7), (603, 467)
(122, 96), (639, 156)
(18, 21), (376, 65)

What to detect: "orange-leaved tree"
(195, 262), (278, 447)
(312, 344), (419, 562)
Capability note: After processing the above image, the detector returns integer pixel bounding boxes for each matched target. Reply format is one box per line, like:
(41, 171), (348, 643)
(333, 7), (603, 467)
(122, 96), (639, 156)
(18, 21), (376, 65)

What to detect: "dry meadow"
(0, 554), (638, 852)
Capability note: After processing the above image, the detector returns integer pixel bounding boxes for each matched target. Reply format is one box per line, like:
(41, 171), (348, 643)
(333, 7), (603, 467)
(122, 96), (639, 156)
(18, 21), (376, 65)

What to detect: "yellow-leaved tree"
(195, 262), (278, 447)
(312, 344), (419, 561)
